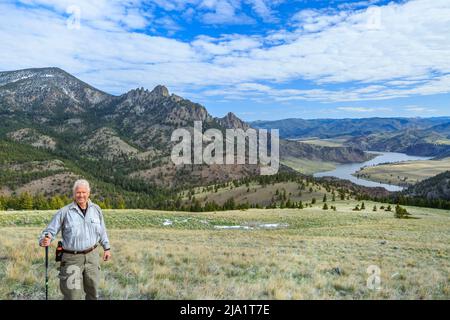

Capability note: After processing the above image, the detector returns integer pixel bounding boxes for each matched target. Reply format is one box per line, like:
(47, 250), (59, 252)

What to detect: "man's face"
(74, 186), (90, 207)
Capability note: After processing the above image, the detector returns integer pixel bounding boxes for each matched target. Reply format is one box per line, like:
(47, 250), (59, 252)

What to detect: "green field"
(281, 157), (337, 175)
(0, 202), (449, 300)
(354, 158), (450, 186)
(296, 138), (346, 148)
(181, 180), (332, 207)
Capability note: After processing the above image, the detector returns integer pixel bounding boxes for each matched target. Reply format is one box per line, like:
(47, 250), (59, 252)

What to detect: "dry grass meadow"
(0, 201), (449, 300)
(354, 158), (450, 186)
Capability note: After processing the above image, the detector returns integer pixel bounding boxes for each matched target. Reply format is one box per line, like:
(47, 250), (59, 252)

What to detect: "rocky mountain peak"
(125, 87), (150, 99)
(151, 85), (170, 97)
(216, 112), (250, 130)
(0, 67), (110, 115)
(0, 67), (70, 87)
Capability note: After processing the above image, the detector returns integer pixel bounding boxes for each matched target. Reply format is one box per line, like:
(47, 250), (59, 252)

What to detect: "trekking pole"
(44, 233), (49, 300)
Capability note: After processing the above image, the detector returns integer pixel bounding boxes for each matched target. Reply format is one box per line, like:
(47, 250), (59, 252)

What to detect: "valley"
(2, 0), (450, 303)
(314, 151), (432, 191)
(354, 157), (450, 187)
(0, 67), (449, 212)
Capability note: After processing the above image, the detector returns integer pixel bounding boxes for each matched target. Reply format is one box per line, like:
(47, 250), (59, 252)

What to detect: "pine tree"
(191, 199), (202, 212)
(322, 203), (328, 210)
(223, 198), (235, 210)
(361, 202), (365, 210)
(97, 200), (107, 209)
(373, 205), (377, 212)
(323, 194), (327, 202)
(103, 198), (112, 209)
(117, 196), (126, 209)
(33, 194), (50, 210)
(50, 195), (65, 210)
(286, 199), (292, 208)
(395, 204), (410, 219)
(311, 198), (316, 204)
(19, 192), (33, 210)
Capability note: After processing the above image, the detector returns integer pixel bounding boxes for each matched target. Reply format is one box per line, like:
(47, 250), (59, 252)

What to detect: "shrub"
(395, 204), (410, 219)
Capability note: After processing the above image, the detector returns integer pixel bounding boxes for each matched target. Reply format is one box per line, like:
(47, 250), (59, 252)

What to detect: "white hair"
(73, 179), (91, 194)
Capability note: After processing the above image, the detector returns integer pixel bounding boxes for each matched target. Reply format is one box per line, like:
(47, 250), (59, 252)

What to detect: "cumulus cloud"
(0, 0), (449, 106)
(200, 0), (254, 25)
(244, 0), (280, 23)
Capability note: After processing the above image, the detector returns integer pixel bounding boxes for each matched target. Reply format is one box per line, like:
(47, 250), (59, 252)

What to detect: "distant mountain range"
(251, 117), (450, 157)
(0, 67), (374, 200)
(0, 68), (259, 195)
(1, 67), (450, 208)
(251, 117), (450, 139)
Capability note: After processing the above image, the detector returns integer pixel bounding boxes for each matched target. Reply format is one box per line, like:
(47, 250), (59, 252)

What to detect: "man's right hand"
(39, 234), (52, 247)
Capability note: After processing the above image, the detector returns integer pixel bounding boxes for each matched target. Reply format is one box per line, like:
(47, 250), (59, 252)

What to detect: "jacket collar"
(69, 199), (92, 212)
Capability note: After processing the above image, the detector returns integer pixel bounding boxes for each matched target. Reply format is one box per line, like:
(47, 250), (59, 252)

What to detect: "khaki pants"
(58, 249), (100, 300)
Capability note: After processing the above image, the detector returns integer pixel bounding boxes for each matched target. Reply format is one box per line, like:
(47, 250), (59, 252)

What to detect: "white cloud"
(200, 0), (254, 24)
(1, 0), (450, 105)
(338, 106), (380, 112)
(291, 8), (349, 32)
(151, 0), (197, 11)
(338, 0), (383, 10)
(192, 34), (262, 56)
(245, 0), (279, 22)
(404, 105), (438, 113)
(16, 0), (150, 31)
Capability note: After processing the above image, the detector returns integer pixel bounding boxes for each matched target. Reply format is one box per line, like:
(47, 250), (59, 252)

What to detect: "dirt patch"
(15, 172), (79, 196)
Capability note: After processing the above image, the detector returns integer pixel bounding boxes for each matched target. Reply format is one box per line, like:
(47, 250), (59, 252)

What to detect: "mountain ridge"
(0, 67), (383, 201)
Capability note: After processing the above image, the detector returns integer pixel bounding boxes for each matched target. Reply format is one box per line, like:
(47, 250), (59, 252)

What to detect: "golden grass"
(296, 139), (346, 148)
(281, 157), (337, 175)
(182, 180), (332, 206)
(354, 158), (450, 186)
(0, 203), (449, 300)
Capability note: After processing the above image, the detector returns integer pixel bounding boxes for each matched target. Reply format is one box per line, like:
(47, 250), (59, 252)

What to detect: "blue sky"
(0, 0), (449, 120)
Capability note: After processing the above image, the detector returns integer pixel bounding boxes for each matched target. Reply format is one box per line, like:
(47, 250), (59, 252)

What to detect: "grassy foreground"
(0, 201), (449, 300)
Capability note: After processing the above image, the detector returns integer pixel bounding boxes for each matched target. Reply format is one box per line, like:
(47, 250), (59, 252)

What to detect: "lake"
(313, 151), (432, 192)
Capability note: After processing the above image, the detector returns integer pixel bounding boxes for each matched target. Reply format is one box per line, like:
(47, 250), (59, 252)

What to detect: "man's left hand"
(103, 250), (111, 261)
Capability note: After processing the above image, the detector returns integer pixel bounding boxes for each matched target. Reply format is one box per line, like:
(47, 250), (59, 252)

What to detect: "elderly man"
(39, 179), (111, 300)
